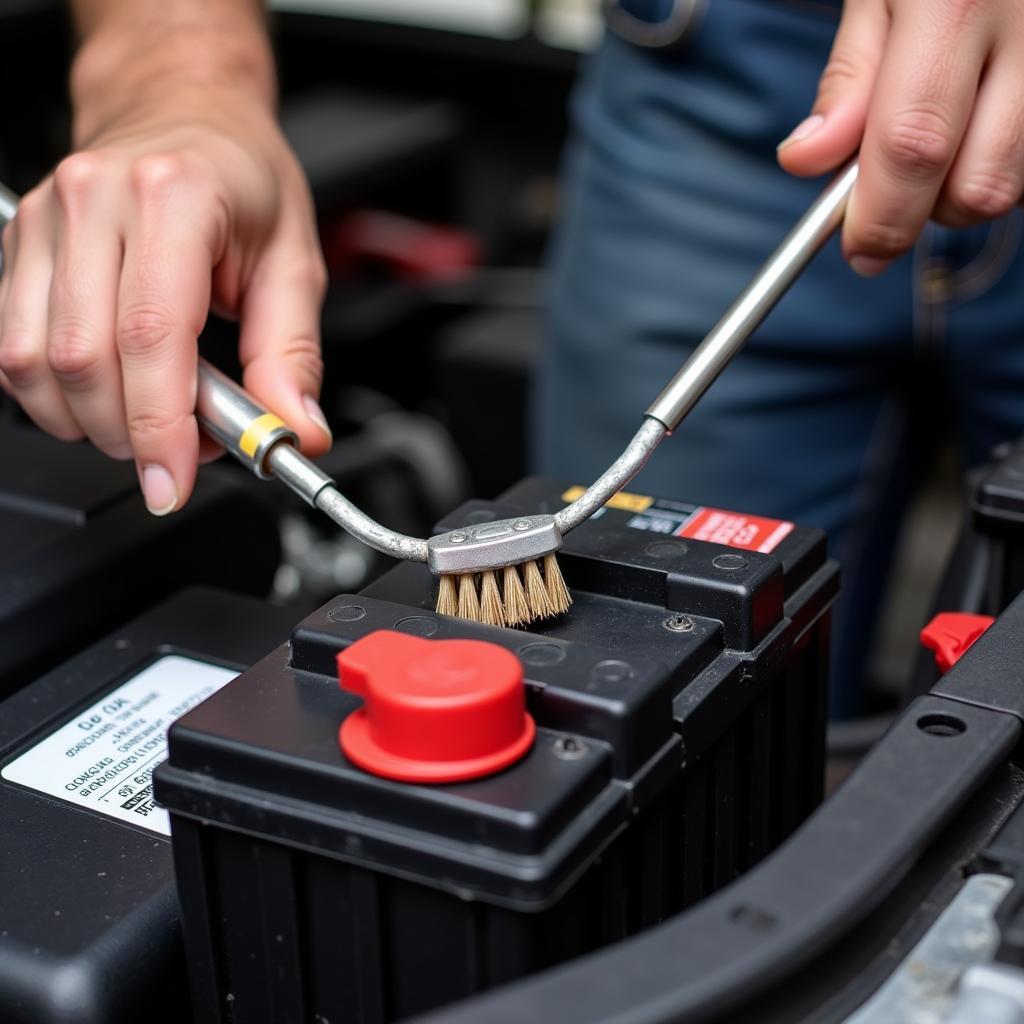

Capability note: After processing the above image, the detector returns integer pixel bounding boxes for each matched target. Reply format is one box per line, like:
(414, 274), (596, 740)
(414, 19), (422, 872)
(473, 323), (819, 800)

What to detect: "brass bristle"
(457, 572), (481, 621)
(503, 565), (529, 626)
(436, 574), (458, 617)
(479, 570), (506, 627)
(543, 552), (572, 616)
(523, 559), (554, 620)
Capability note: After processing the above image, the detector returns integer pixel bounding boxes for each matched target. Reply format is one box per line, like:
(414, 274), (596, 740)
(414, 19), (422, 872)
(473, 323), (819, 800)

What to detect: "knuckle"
(946, 0), (989, 26)
(879, 109), (956, 178)
(130, 153), (189, 201)
(47, 320), (101, 384)
(52, 153), (104, 208)
(850, 219), (916, 258)
(0, 336), (43, 386)
(281, 337), (324, 383)
(951, 170), (1020, 221)
(118, 305), (176, 357)
(127, 406), (187, 442)
(15, 187), (48, 230)
(816, 52), (866, 100)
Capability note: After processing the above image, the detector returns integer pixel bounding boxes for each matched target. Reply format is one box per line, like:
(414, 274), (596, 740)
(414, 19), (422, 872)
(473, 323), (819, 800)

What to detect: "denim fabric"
(535, 0), (1024, 716)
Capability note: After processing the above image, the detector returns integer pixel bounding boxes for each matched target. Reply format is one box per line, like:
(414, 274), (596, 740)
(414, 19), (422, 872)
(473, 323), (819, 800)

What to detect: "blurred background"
(0, 0), (961, 723)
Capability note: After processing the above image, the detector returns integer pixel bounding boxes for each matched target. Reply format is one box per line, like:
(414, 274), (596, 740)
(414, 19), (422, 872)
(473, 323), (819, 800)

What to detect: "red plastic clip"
(920, 612), (996, 674)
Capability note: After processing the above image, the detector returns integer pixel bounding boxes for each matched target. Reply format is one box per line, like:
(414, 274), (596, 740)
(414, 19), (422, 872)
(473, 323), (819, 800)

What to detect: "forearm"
(69, 0), (276, 145)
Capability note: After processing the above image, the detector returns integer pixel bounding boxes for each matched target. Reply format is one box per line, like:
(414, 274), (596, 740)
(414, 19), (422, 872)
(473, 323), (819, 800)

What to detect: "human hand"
(0, 36), (329, 514)
(778, 0), (1024, 276)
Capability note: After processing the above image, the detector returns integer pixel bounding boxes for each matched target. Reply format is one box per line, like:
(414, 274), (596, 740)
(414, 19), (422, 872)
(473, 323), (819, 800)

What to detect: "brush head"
(479, 570), (506, 628)
(427, 515), (560, 575)
(503, 564), (529, 626)
(436, 574), (458, 617)
(434, 554), (572, 627)
(457, 572), (480, 620)
(543, 551), (572, 617)
(522, 559), (553, 620)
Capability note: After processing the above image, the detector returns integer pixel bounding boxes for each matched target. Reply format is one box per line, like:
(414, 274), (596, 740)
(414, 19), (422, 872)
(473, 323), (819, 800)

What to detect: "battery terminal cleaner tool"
(0, 163), (856, 628)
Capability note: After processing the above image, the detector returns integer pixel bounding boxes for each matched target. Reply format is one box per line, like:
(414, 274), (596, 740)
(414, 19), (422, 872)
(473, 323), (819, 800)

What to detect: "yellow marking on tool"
(560, 486), (654, 513)
(239, 414), (285, 458)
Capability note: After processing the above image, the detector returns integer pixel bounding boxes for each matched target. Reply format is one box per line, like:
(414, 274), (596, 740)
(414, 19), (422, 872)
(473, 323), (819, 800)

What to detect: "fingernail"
(303, 394), (332, 441)
(141, 464), (178, 516)
(778, 113), (826, 151)
(849, 255), (891, 279)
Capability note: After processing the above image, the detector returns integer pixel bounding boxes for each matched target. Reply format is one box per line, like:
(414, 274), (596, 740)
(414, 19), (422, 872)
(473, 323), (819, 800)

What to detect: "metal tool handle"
(646, 161), (859, 431)
(195, 360), (428, 560)
(0, 182), (18, 226)
(198, 356), (435, 559)
(196, 358), (301, 479)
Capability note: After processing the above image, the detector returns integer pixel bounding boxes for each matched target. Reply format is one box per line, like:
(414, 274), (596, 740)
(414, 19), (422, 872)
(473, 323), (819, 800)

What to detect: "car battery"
(0, 423), (281, 698)
(371, 478), (839, 896)
(156, 477), (838, 1023)
(0, 587), (296, 1024)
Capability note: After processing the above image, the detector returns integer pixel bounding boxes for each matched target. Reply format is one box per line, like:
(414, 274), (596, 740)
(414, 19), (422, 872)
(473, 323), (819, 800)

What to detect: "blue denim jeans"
(535, 0), (1024, 716)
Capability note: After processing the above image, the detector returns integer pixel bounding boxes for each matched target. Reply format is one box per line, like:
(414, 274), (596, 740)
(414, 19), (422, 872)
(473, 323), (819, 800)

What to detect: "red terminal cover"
(920, 612), (996, 674)
(337, 631), (535, 783)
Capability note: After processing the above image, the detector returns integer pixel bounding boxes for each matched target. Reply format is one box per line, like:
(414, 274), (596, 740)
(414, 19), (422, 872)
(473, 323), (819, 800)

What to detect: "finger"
(0, 192), (82, 440)
(237, 227), (331, 457)
(198, 436), (223, 463)
(117, 156), (221, 514)
(933, 43), (1024, 228)
(843, 0), (991, 274)
(47, 155), (130, 459)
(778, 0), (889, 177)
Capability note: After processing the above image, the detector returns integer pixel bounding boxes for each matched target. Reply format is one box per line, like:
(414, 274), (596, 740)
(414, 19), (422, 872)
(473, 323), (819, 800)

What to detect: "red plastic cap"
(920, 612), (996, 674)
(337, 631), (535, 783)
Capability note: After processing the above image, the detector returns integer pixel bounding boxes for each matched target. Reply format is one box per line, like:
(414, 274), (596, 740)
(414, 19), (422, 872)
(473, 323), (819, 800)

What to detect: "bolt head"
(664, 614), (695, 633)
(553, 736), (587, 760)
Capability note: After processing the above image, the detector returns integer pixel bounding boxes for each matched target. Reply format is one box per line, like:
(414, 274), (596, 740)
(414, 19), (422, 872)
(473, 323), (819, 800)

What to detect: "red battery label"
(561, 487), (794, 554)
(676, 508), (794, 553)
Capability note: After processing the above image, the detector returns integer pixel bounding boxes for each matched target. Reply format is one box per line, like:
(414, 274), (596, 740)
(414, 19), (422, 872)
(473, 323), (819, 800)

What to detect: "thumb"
(777, 0), (889, 178)
(237, 236), (332, 458)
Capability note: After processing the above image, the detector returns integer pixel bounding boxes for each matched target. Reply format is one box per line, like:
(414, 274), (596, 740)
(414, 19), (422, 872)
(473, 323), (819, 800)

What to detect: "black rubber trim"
(413, 693), (1019, 1024)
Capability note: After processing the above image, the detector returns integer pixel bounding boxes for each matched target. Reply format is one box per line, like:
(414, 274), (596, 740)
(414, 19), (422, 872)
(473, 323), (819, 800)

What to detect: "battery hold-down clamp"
(337, 631), (536, 783)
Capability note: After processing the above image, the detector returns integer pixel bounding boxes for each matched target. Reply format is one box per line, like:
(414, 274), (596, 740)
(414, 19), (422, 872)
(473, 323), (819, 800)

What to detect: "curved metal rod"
(266, 443), (429, 562)
(315, 487), (429, 563)
(554, 417), (667, 534)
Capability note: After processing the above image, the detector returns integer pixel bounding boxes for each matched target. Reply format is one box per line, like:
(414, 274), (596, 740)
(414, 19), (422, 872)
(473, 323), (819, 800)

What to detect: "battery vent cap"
(337, 630), (535, 783)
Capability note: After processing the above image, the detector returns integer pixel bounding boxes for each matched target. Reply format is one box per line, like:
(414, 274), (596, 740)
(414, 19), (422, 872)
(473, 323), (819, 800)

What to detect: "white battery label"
(1, 655), (237, 836)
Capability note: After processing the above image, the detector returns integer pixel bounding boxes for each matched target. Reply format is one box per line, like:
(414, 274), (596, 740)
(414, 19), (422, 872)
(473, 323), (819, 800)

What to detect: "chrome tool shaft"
(557, 161), (859, 533)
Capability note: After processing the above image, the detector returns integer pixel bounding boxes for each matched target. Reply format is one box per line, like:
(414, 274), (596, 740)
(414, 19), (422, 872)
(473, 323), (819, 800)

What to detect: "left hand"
(778, 0), (1024, 277)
